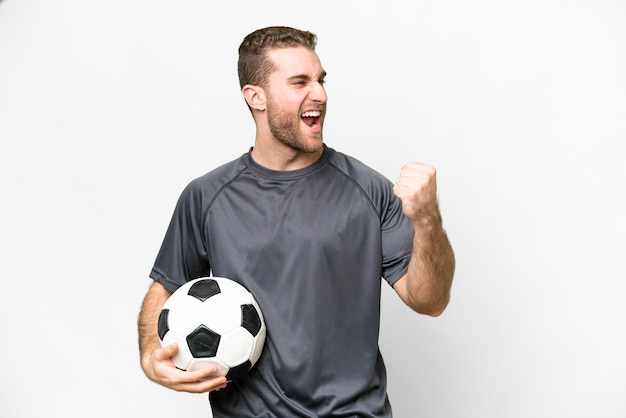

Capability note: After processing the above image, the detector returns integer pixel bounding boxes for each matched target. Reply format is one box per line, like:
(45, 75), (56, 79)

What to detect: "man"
(138, 26), (455, 417)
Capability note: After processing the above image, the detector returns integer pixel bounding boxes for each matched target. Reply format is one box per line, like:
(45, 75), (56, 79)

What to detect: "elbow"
(394, 270), (453, 317)
(411, 292), (450, 317)
(420, 303), (448, 318)
(422, 302), (447, 317)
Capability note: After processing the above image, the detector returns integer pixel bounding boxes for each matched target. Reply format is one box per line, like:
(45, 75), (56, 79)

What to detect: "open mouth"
(301, 110), (321, 128)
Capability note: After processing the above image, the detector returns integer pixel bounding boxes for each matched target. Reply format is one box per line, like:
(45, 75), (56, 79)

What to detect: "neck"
(250, 141), (324, 171)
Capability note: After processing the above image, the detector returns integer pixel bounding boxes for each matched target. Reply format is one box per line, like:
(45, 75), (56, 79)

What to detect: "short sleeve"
(380, 184), (414, 286)
(149, 182), (211, 292)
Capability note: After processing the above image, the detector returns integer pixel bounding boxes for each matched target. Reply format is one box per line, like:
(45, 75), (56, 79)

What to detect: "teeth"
(301, 111), (321, 118)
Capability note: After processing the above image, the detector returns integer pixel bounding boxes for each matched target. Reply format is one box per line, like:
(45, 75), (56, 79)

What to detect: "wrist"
(140, 347), (157, 376)
(411, 209), (441, 229)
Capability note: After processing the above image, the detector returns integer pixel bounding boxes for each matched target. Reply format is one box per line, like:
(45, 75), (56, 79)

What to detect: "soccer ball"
(157, 277), (266, 381)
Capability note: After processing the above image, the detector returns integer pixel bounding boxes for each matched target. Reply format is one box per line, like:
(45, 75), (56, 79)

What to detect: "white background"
(1, 0), (625, 417)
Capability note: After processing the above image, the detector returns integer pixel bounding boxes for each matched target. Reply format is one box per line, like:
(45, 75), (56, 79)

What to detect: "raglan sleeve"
(149, 181), (211, 292)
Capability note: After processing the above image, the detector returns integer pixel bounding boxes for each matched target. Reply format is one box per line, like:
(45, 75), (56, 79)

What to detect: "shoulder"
(187, 154), (247, 191)
(178, 154), (248, 207)
(327, 148), (394, 194)
(329, 149), (390, 183)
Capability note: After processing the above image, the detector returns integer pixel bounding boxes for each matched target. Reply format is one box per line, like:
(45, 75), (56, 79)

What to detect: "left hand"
(393, 162), (439, 223)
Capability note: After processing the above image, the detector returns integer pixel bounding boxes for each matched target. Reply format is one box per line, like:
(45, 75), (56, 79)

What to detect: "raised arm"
(137, 281), (228, 392)
(392, 162), (455, 316)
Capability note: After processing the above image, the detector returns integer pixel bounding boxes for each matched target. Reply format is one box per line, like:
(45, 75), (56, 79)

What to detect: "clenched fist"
(393, 162), (440, 224)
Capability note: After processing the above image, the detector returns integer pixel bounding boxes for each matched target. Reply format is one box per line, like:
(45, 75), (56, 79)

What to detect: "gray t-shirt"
(150, 145), (413, 417)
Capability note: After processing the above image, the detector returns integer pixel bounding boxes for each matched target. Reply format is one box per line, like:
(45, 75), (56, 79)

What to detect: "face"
(263, 47), (327, 154)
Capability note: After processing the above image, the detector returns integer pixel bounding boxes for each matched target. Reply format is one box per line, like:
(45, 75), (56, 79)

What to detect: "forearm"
(137, 281), (228, 392)
(137, 281), (171, 373)
(403, 210), (455, 316)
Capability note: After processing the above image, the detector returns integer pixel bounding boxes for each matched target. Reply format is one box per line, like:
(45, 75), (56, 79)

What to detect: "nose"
(309, 81), (327, 103)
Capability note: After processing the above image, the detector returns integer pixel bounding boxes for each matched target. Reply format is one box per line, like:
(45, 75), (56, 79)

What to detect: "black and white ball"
(157, 277), (266, 381)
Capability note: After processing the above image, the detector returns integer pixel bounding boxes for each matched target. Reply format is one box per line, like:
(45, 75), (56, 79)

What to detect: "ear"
(242, 84), (266, 111)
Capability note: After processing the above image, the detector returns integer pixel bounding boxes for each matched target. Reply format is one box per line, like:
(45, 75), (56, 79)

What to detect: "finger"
(154, 342), (178, 361)
(174, 380), (225, 393)
(393, 182), (413, 201)
(173, 372), (228, 394)
(187, 365), (222, 381)
(394, 174), (428, 196)
(401, 161), (434, 174)
(395, 164), (437, 197)
(399, 162), (436, 182)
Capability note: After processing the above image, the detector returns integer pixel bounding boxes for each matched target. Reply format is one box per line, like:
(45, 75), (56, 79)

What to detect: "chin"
(304, 137), (324, 153)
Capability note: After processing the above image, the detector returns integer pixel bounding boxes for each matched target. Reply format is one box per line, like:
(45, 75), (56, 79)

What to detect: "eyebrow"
(287, 70), (327, 82)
